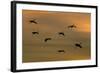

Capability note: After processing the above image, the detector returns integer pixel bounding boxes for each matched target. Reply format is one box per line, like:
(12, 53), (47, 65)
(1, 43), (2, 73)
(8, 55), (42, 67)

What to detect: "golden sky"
(22, 10), (91, 63)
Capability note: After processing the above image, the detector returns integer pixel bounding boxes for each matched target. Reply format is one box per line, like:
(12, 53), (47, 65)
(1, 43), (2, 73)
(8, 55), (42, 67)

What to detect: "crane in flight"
(75, 42), (82, 48)
(32, 32), (39, 35)
(58, 32), (65, 36)
(30, 19), (38, 24)
(58, 50), (65, 53)
(44, 38), (52, 42)
(68, 24), (77, 29)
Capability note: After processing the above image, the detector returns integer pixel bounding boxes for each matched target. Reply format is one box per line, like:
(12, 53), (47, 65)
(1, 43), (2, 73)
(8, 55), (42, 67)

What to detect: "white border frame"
(16, 3), (96, 70)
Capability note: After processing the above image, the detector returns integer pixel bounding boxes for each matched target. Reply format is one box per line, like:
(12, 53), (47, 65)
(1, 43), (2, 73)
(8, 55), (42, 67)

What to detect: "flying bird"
(68, 24), (77, 29)
(30, 19), (37, 24)
(44, 38), (52, 42)
(75, 43), (82, 48)
(32, 32), (39, 35)
(58, 32), (65, 36)
(58, 50), (65, 53)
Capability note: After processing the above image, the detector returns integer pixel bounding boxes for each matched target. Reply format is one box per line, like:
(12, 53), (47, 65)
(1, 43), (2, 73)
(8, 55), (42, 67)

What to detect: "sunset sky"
(22, 10), (91, 63)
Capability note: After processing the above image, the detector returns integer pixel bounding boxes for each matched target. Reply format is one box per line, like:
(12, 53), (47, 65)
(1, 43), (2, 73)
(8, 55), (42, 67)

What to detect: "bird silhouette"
(58, 50), (65, 53)
(44, 38), (52, 42)
(68, 24), (76, 29)
(58, 32), (65, 36)
(32, 32), (39, 35)
(75, 43), (82, 48)
(30, 19), (37, 24)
